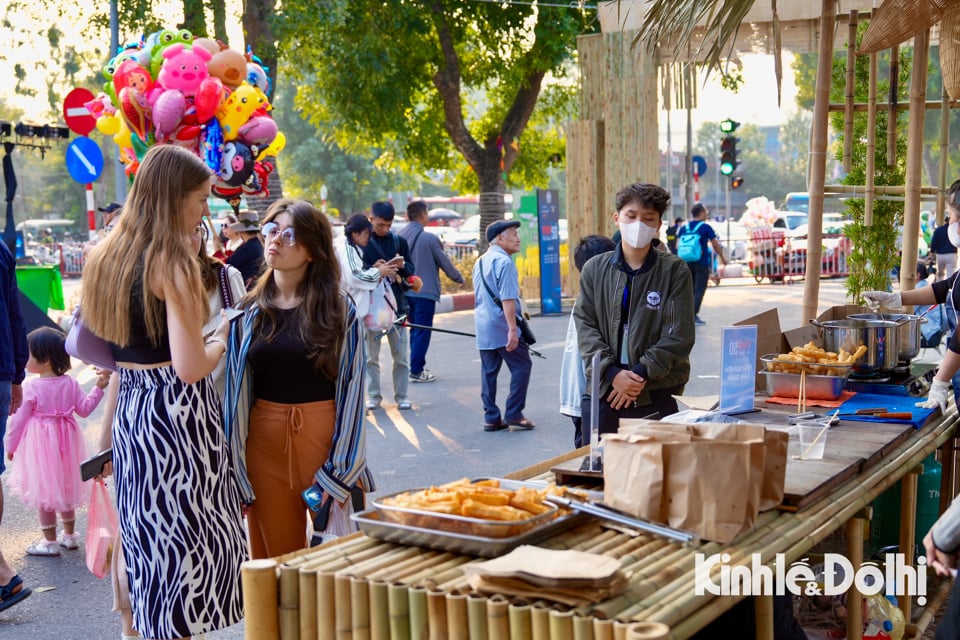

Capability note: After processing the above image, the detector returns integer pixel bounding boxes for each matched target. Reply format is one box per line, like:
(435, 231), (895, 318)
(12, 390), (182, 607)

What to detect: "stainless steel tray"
(763, 371), (848, 400)
(352, 507), (588, 557)
(355, 478), (593, 557)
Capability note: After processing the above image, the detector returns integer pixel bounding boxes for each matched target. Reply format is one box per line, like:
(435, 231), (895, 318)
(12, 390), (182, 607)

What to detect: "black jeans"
(578, 391), (680, 448)
(688, 261), (710, 316)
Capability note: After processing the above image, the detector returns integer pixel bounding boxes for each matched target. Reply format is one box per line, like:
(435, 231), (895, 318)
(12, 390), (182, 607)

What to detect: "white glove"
(862, 290), (902, 310)
(917, 379), (950, 413)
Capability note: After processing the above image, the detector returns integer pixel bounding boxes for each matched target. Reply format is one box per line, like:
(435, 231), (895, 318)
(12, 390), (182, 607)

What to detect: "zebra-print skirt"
(113, 366), (246, 638)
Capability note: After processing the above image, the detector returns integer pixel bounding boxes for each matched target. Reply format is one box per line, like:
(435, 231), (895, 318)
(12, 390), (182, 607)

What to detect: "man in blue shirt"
(472, 220), (534, 432)
(0, 240), (30, 612)
(680, 203), (727, 326)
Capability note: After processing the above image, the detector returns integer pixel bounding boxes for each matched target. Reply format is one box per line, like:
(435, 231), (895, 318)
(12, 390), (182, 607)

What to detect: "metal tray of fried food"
(354, 478), (592, 557)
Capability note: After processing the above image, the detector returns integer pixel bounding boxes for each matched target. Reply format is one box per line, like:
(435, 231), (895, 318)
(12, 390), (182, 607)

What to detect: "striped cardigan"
(222, 295), (375, 504)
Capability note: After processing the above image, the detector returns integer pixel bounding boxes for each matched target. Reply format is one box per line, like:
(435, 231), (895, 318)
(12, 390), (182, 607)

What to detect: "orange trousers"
(245, 398), (335, 559)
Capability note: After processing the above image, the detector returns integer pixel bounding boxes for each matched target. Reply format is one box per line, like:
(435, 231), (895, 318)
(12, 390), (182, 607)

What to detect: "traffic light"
(719, 119), (741, 178)
(731, 176), (744, 190)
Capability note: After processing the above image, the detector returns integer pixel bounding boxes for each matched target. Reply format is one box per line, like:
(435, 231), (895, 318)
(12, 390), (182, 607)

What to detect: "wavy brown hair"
(247, 199), (345, 378)
(81, 145), (211, 345)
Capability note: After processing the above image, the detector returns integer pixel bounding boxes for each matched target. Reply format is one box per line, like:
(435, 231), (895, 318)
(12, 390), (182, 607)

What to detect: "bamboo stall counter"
(241, 407), (959, 640)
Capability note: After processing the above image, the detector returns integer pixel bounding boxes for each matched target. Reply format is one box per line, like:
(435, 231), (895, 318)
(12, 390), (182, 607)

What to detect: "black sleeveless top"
(248, 308), (336, 403)
(109, 274), (172, 364)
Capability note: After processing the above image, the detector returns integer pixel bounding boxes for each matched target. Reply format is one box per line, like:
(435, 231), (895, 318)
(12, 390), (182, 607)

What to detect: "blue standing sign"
(719, 325), (758, 414)
(536, 189), (562, 315)
(65, 137), (104, 184)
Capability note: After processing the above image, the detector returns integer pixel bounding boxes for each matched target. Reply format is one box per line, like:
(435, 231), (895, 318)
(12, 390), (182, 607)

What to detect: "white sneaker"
(25, 539), (61, 556)
(410, 370), (436, 383)
(58, 532), (81, 550)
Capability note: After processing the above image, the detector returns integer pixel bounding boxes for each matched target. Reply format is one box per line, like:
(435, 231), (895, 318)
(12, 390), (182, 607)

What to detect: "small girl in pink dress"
(4, 327), (110, 556)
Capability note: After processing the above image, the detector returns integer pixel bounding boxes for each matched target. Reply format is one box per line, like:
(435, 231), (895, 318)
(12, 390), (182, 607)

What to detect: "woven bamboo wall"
(566, 31), (658, 295)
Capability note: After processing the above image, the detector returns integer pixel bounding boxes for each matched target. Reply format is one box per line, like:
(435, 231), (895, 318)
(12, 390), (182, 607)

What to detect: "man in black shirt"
(362, 201), (415, 411)
(665, 216), (683, 254)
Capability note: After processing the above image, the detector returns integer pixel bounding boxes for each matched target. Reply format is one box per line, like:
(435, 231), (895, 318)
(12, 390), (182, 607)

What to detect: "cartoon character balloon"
(157, 43), (211, 97)
(216, 82), (265, 141)
(218, 141), (256, 186)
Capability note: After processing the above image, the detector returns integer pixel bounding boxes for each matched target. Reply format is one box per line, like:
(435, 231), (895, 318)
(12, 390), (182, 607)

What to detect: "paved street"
(0, 278), (859, 639)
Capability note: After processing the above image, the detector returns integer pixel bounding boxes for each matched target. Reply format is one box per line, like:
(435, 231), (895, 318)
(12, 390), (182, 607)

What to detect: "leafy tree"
(270, 74), (406, 216)
(276, 0), (588, 249)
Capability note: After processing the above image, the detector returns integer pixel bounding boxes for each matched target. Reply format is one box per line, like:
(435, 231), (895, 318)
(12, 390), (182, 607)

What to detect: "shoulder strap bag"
(479, 257), (536, 345)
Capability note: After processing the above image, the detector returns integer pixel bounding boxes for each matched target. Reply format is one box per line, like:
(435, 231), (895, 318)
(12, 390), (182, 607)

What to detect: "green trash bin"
(15, 265), (64, 312)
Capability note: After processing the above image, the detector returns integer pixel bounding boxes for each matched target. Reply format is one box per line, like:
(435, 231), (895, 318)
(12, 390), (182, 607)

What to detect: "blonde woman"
(81, 144), (245, 640)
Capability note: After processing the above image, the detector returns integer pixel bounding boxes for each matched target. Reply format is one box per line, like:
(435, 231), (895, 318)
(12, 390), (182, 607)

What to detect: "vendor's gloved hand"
(862, 290), (902, 309)
(917, 379), (950, 413)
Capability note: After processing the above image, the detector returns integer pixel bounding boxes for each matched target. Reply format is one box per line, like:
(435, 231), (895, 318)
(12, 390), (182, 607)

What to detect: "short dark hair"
(574, 235), (616, 272)
(344, 213), (372, 238)
(615, 183), (670, 218)
(28, 327), (70, 376)
(674, 217), (683, 224)
(406, 200), (428, 219)
(691, 203), (708, 218)
(371, 201), (395, 221)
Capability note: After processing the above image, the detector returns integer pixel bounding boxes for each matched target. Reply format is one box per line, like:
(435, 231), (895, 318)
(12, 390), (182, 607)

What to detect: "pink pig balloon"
(194, 76), (224, 123)
(157, 43), (212, 97)
(152, 89), (186, 141)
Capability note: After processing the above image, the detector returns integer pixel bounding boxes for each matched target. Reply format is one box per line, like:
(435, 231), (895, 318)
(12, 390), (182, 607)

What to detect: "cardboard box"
(735, 304), (871, 390)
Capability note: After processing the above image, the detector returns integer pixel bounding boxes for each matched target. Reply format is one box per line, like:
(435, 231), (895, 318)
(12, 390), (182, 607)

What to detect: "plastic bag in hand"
(86, 478), (119, 579)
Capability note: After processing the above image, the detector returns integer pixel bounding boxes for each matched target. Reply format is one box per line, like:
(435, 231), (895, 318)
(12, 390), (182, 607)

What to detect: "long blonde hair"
(82, 145), (211, 345)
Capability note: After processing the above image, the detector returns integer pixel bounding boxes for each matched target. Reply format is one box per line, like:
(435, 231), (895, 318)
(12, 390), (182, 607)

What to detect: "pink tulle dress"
(4, 375), (104, 512)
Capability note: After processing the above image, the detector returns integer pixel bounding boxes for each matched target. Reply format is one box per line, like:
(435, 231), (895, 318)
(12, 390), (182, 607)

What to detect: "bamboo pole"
(335, 574), (353, 640)
(243, 559), (281, 640)
(625, 622), (669, 640)
(531, 602), (552, 640)
(350, 576), (370, 640)
(369, 581), (390, 640)
(572, 615), (595, 640)
(282, 537), (382, 570)
(593, 619), (614, 640)
(318, 572), (336, 640)
(488, 595), (511, 640)
(446, 592), (469, 640)
(912, 579), (953, 636)
(827, 99), (960, 112)
(755, 595), (773, 640)
(612, 620), (631, 640)
(801, 0), (837, 324)
(899, 469), (920, 623)
(900, 28), (929, 295)
(865, 52), (877, 227)
(509, 601), (533, 640)
(389, 583), (412, 640)
(843, 10), (858, 173)
(846, 517), (864, 640)
(299, 568), (318, 640)
(467, 593), (488, 640)
(823, 184), (940, 196)
(938, 82), (951, 225)
(410, 586), (430, 640)
(888, 44), (900, 167)
(279, 564), (301, 640)
(428, 589), (449, 640)
(549, 608), (576, 640)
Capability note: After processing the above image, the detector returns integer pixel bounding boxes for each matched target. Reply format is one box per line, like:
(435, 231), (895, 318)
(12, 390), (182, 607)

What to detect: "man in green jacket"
(574, 183), (695, 442)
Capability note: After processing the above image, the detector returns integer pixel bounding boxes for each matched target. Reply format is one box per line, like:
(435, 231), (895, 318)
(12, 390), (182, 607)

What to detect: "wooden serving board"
(551, 456), (604, 486)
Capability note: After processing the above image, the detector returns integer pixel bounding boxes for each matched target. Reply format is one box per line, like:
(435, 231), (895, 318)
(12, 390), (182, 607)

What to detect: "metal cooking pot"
(809, 318), (902, 373)
(847, 313), (923, 363)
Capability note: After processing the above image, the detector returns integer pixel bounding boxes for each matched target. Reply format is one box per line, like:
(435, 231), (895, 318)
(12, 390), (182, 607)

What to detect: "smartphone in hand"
(80, 448), (113, 481)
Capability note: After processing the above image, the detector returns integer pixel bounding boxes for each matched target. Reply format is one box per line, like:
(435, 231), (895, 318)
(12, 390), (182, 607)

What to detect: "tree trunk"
(476, 152), (507, 254)
(243, 0), (279, 99)
(180, 0), (207, 36)
(210, 0), (227, 42)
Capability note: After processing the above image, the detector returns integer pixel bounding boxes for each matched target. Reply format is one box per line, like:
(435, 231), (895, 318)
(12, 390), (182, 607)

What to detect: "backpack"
(677, 221), (704, 263)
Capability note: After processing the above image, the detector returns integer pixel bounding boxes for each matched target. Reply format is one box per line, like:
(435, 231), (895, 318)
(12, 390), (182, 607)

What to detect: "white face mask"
(949, 221), (960, 248)
(619, 219), (658, 249)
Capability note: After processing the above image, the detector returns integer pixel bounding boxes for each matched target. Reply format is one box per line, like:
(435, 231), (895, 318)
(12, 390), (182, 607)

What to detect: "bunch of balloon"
(77, 28), (285, 203)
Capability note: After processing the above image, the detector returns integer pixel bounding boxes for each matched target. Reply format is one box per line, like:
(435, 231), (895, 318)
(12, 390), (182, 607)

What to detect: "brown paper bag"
(638, 419), (789, 512)
(604, 422), (776, 543)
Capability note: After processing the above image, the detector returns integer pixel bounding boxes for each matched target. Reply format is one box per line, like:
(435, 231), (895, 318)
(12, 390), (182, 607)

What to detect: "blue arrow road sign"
(65, 137), (104, 184)
(692, 155), (707, 178)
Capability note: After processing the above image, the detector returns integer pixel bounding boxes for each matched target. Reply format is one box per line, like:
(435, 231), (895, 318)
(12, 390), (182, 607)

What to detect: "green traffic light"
(719, 119), (740, 133)
(720, 161), (735, 176)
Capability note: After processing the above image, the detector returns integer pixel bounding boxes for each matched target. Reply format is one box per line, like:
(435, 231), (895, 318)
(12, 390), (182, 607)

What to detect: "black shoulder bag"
(479, 258), (536, 345)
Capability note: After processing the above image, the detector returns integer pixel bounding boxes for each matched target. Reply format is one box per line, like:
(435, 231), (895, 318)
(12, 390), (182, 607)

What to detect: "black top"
(226, 237), (265, 290)
(931, 224), (955, 256)
(361, 231), (414, 314)
(248, 308), (335, 403)
(109, 273), (172, 364)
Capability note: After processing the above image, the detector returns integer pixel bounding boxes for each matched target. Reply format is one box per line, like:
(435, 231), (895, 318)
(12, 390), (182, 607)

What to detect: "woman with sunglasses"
(222, 199), (374, 558)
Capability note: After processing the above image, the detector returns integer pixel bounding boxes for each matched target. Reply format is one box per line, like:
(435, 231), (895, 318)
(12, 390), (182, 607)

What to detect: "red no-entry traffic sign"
(62, 88), (96, 136)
